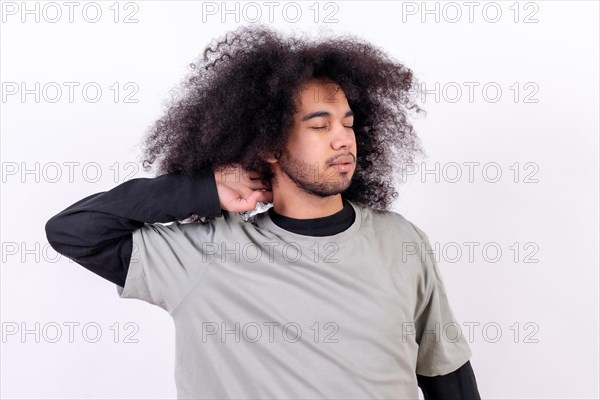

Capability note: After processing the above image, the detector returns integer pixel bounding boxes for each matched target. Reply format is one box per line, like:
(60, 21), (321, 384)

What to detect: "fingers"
(250, 183), (271, 193)
(233, 191), (261, 212)
(231, 190), (273, 213)
(246, 190), (273, 207)
(257, 190), (273, 203)
(215, 163), (272, 213)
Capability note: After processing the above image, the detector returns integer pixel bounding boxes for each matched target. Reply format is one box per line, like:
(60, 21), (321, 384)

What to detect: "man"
(45, 25), (480, 399)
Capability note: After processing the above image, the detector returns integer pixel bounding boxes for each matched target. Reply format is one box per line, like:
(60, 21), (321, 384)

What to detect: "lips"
(331, 155), (354, 165)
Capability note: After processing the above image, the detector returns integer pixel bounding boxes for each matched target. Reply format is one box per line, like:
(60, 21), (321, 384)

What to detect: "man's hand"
(214, 164), (273, 213)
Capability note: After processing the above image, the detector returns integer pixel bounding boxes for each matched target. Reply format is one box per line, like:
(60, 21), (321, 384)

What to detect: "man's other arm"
(417, 360), (481, 399)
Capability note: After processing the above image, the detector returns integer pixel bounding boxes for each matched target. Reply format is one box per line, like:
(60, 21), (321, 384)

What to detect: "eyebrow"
(301, 110), (354, 122)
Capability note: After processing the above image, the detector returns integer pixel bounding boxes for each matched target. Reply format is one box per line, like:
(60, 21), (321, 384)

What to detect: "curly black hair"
(139, 24), (425, 222)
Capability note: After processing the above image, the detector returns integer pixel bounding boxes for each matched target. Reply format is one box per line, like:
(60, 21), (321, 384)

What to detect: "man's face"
(274, 79), (357, 197)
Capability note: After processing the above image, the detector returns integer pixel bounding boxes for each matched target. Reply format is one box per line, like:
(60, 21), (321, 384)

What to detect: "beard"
(278, 150), (354, 197)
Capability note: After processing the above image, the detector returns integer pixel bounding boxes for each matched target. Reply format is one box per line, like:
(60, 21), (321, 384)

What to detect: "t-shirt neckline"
(256, 199), (363, 245)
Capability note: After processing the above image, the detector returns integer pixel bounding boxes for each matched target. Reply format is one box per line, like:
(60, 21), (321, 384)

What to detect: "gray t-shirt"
(118, 200), (472, 399)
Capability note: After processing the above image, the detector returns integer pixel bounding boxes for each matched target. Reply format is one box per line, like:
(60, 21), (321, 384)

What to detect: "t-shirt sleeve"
(409, 222), (473, 377)
(117, 221), (213, 314)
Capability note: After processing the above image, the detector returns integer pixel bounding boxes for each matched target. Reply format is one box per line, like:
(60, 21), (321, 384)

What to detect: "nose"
(331, 122), (354, 150)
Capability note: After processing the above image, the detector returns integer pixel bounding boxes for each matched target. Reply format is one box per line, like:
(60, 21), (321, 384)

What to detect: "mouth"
(330, 161), (354, 172)
(330, 155), (354, 167)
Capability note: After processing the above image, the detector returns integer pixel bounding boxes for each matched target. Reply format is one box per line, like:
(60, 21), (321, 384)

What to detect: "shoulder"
(351, 201), (429, 243)
(177, 211), (249, 239)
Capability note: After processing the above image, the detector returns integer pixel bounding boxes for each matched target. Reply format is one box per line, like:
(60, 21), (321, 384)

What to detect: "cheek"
(291, 132), (322, 151)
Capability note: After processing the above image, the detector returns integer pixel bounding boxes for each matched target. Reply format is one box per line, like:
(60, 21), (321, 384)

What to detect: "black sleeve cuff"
(417, 360), (481, 400)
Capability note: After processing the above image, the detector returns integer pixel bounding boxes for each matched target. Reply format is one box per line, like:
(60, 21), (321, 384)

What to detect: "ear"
(262, 150), (281, 164)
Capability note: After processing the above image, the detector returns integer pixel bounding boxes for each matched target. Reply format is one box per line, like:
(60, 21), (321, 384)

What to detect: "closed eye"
(311, 126), (354, 130)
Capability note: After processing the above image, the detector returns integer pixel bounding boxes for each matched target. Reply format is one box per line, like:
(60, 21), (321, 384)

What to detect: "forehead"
(295, 78), (348, 109)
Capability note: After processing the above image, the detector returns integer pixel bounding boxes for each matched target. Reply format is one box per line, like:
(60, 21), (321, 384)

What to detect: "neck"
(270, 186), (344, 219)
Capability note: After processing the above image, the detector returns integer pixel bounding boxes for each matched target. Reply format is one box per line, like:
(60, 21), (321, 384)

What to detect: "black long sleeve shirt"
(44, 171), (481, 399)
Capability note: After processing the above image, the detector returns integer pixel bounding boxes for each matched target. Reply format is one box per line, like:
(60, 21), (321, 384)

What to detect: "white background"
(1, 1), (598, 398)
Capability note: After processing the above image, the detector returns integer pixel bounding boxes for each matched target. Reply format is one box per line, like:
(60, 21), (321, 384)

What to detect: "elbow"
(45, 215), (66, 253)
(45, 215), (59, 246)
(45, 214), (81, 257)
(45, 211), (109, 262)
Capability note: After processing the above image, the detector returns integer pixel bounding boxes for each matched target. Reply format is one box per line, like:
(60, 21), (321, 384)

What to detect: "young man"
(45, 25), (480, 399)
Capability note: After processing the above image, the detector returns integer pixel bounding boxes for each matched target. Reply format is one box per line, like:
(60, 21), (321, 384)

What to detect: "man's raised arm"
(44, 171), (222, 287)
